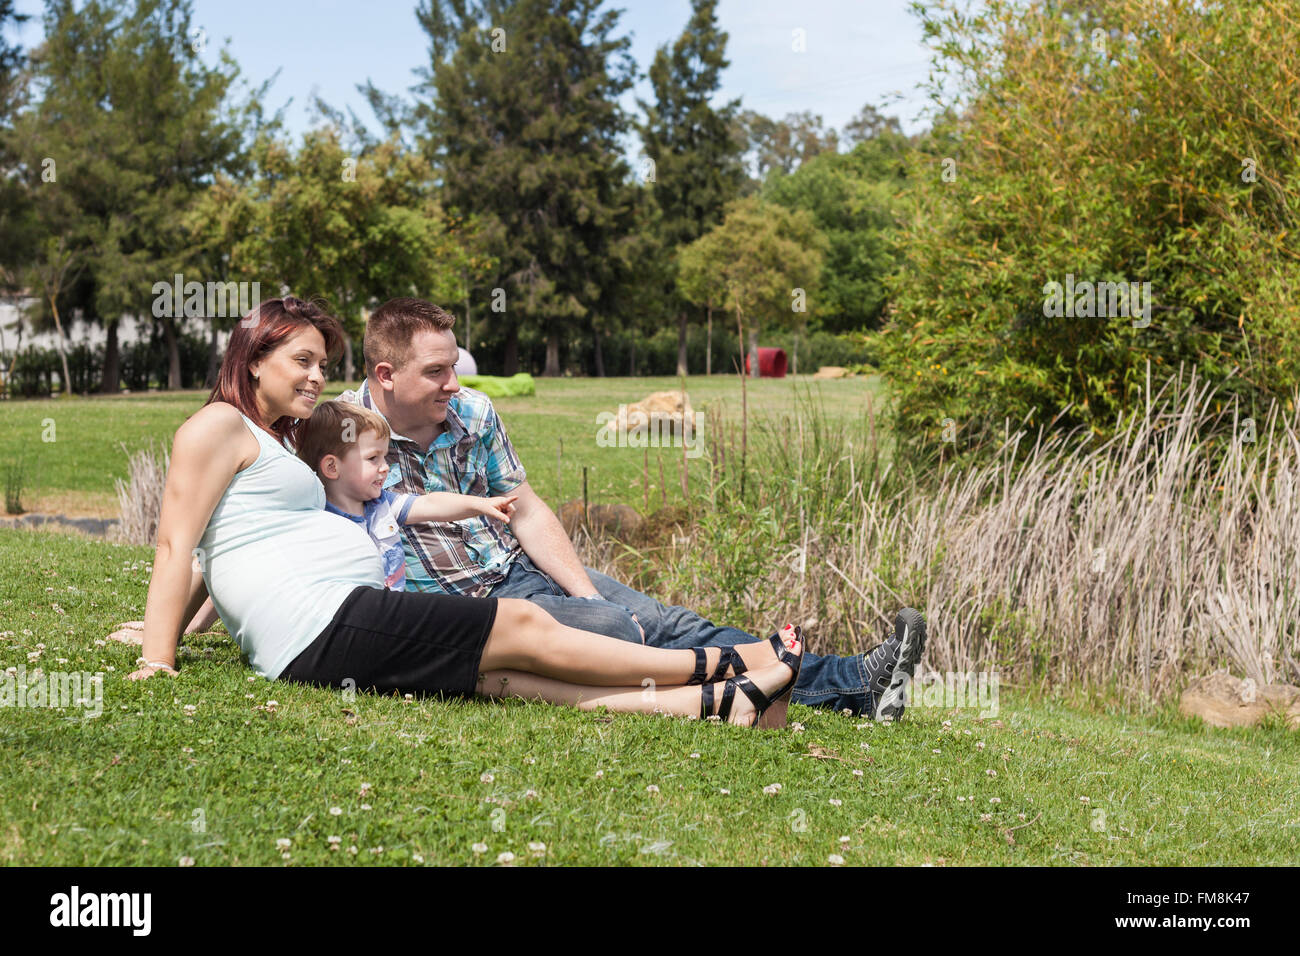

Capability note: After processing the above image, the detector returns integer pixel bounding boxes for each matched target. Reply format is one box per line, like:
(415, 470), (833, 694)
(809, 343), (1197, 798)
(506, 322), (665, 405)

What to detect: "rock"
(1178, 670), (1300, 728)
(813, 366), (851, 379)
(617, 390), (695, 435)
(558, 501), (644, 539)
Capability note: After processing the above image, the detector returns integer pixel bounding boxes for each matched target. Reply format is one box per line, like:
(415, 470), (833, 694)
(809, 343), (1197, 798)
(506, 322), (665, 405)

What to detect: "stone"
(1178, 670), (1300, 728)
(558, 501), (644, 539)
(813, 366), (851, 379)
(616, 391), (694, 435)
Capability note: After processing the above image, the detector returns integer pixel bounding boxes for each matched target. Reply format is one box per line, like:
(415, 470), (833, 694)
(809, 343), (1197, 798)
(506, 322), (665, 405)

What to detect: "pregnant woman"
(127, 297), (802, 728)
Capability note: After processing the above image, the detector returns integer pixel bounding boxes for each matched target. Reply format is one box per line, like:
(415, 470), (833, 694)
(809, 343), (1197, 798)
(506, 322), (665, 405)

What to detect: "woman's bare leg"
(475, 663), (795, 727)
(479, 599), (788, 688)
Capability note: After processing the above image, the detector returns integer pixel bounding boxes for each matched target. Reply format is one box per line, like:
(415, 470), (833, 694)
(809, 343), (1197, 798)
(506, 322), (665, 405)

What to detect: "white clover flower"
(178, 856), (194, 867)
(852, 769), (864, 777)
(989, 797), (1002, 804)
(472, 843), (488, 854)
(480, 773), (495, 784)
(329, 807), (342, 816)
(276, 838), (291, 849)
(829, 798), (842, 807)
(827, 854), (845, 865)
(528, 841), (546, 855)
(646, 785), (660, 794)
(497, 851), (515, 865)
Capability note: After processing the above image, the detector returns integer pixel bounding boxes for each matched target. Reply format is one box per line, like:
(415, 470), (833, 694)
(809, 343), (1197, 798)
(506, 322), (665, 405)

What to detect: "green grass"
(0, 374), (885, 515)
(3, 527), (1297, 866)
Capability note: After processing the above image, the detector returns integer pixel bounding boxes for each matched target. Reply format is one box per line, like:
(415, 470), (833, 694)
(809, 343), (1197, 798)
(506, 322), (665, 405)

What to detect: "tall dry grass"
(113, 445), (169, 546)
(580, 372), (1300, 704)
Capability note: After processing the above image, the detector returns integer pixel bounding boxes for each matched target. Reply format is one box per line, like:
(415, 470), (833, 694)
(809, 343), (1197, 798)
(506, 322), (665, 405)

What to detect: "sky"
(5, 0), (938, 143)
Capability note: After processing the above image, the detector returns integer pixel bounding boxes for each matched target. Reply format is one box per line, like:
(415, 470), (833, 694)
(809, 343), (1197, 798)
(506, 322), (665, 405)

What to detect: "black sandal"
(699, 627), (804, 728)
(685, 625), (802, 686)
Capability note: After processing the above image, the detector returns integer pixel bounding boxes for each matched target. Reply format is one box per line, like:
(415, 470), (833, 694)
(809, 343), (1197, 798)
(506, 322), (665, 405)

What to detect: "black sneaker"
(865, 608), (927, 721)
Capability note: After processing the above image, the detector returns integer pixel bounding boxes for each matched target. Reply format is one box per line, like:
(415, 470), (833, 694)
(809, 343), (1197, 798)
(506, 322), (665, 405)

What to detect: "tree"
(763, 127), (909, 332)
(738, 109), (839, 183)
(637, 0), (745, 375)
(13, 0), (248, 392)
(0, 0), (31, 341)
(215, 125), (478, 380)
(678, 196), (826, 486)
(842, 102), (903, 148)
(414, 0), (636, 376)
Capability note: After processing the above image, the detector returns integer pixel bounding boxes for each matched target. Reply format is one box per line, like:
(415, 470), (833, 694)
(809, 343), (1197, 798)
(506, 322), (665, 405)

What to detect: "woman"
(126, 298), (801, 727)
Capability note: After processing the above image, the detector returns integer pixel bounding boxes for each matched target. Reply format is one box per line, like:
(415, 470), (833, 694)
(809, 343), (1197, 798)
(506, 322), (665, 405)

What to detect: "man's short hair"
(364, 298), (456, 375)
(296, 400), (391, 475)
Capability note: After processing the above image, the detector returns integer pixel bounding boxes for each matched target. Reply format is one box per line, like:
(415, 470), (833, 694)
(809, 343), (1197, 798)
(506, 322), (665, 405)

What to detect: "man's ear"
(319, 454), (341, 480)
(372, 361), (396, 391)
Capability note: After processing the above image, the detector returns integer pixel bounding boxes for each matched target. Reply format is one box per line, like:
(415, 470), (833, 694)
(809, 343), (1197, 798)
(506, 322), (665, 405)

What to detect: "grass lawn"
(0, 374), (885, 517)
(3, 527), (1297, 866)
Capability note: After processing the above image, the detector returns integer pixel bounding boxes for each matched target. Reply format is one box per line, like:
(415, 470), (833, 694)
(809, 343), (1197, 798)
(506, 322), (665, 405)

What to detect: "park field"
(0, 374), (885, 518)
(2, 528), (1299, 866)
(2, 375), (1297, 866)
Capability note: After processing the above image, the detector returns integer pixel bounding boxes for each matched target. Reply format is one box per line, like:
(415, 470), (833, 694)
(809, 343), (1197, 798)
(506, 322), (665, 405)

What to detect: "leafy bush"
(5, 347), (58, 398)
(880, 0), (1300, 464)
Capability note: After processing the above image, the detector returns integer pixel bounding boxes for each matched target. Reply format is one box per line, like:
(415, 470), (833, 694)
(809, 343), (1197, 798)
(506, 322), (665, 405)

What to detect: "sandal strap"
(717, 678), (738, 722)
(711, 646), (745, 682)
(767, 626), (802, 669)
(731, 672), (775, 713)
(687, 647), (709, 686)
(700, 680), (738, 721)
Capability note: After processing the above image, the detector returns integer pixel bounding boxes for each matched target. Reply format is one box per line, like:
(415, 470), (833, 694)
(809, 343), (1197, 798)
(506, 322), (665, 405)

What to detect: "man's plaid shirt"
(337, 380), (526, 596)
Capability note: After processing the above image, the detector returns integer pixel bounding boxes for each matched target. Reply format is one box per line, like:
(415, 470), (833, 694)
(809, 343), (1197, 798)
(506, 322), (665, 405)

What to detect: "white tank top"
(197, 410), (384, 677)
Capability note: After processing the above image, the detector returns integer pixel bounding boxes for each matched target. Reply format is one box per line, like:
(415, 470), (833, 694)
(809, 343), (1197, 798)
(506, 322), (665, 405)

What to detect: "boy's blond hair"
(295, 400), (391, 475)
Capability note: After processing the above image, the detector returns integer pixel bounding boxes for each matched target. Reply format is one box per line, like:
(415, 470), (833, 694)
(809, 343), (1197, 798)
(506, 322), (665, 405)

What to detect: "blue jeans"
(488, 553), (874, 715)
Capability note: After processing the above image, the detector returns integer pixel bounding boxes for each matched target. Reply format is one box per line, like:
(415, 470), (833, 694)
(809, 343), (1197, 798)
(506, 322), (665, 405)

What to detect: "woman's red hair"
(206, 297), (346, 446)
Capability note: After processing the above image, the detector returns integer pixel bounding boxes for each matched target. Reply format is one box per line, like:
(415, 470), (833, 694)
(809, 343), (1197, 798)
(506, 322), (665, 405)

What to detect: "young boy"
(296, 400), (517, 591)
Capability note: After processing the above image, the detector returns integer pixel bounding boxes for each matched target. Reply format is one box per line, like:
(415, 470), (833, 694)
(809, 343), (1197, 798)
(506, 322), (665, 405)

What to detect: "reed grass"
(583, 370), (1299, 705)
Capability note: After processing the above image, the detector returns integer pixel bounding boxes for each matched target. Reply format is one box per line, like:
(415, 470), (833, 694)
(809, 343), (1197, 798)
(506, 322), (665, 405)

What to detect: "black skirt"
(279, 585), (499, 699)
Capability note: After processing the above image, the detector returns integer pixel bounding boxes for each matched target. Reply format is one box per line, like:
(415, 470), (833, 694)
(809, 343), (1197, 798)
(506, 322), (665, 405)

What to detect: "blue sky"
(7, 0), (937, 142)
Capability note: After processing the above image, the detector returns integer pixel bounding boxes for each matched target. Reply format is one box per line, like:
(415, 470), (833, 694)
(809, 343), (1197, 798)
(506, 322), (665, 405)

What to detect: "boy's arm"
(403, 491), (517, 525)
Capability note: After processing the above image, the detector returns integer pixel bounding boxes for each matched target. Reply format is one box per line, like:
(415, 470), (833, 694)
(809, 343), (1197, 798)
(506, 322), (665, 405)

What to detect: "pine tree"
(637, 0), (745, 376)
(415, 0), (635, 376)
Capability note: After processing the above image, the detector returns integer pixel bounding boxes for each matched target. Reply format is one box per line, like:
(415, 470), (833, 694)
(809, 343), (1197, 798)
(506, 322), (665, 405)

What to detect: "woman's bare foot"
(700, 633), (803, 728)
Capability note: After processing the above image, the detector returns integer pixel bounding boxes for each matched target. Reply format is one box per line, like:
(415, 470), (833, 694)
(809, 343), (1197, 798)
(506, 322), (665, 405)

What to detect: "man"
(339, 297), (926, 717)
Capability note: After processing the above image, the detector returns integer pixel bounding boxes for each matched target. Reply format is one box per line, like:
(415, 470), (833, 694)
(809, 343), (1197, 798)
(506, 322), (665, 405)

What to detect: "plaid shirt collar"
(355, 379), (467, 452)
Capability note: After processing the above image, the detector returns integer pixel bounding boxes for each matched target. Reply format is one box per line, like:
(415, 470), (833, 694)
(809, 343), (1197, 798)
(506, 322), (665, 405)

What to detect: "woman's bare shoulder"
(176, 402), (259, 466)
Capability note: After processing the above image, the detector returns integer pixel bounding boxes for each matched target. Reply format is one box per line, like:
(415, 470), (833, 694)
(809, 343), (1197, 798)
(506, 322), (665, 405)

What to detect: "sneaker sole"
(875, 608), (926, 721)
